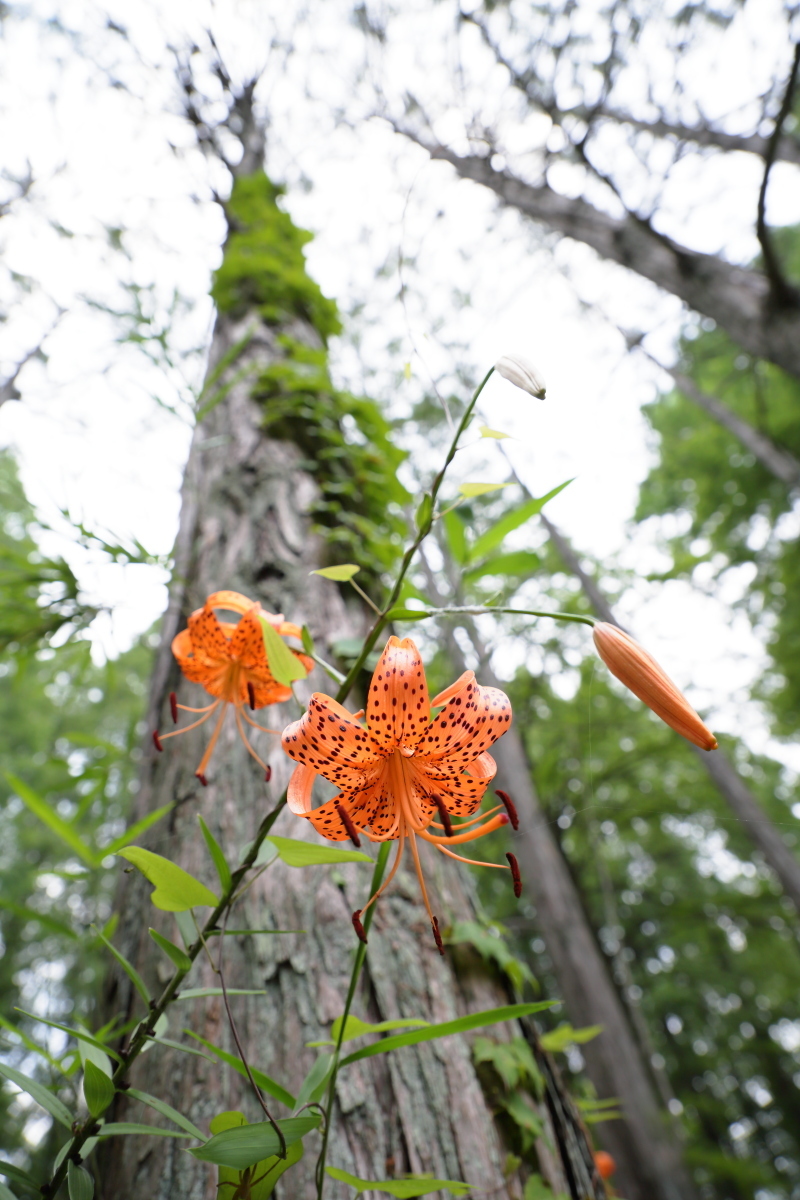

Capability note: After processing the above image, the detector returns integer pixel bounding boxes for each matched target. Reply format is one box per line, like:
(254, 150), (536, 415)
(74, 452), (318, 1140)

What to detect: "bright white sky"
(0, 0), (798, 772)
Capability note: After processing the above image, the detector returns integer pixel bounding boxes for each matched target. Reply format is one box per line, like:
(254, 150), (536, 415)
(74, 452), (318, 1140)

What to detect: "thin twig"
(757, 41), (800, 305)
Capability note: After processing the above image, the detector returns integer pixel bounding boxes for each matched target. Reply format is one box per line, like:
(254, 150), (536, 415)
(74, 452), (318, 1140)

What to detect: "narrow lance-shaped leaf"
(149, 928), (192, 972)
(479, 425), (510, 440)
(14, 1010), (122, 1062)
(458, 482), (512, 498)
(126, 1087), (205, 1140)
(540, 1024), (603, 1052)
(97, 1123), (192, 1139)
(0, 1061), (73, 1128)
(116, 846), (218, 911)
(469, 479), (573, 562)
(103, 803), (173, 857)
(186, 1031), (296, 1109)
(265, 835), (373, 867)
(308, 1014), (430, 1047)
(310, 564), (360, 581)
(67, 1160), (94, 1200)
(210, 1112), (303, 1200)
(198, 815), (232, 892)
(340, 1002), (555, 1066)
(5, 772), (97, 866)
(260, 617), (307, 685)
(0, 1159), (39, 1190)
(83, 1059), (115, 1117)
(189, 1116), (320, 1170)
(326, 1167), (472, 1197)
(92, 926), (150, 1007)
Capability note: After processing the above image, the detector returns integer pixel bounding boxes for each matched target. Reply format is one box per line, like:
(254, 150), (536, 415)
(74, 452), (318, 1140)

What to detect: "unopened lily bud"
(593, 622), (718, 751)
(495, 354), (546, 399)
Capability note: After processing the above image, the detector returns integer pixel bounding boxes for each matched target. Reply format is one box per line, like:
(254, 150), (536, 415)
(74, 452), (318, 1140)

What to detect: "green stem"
(43, 792), (290, 1199)
(314, 842), (391, 1200)
(334, 367), (494, 705)
(427, 606), (595, 628)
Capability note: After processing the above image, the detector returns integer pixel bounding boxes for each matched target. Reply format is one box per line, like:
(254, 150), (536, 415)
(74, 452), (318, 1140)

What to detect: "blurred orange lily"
(155, 590), (313, 784)
(282, 636), (516, 951)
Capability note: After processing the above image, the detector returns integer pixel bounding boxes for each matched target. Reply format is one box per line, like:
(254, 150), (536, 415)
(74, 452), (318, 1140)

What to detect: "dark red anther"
(506, 852), (522, 898)
(247, 681), (256, 710)
(197, 773), (208, 787)
(264, 765), (272, 782)
(432, 915), (445, 956)
(352, 909), (368, 944)
(152, 731), (163, 752)
(169, 691), (178, 724)
(432, 795), (453, 838)
(336, 802), (361, 847)
(496, 789), (519, 831)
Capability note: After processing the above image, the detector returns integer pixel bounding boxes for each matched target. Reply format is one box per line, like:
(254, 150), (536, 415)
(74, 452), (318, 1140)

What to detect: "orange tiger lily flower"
(155, 590), (313, 784)
(282, 636), (516, 952)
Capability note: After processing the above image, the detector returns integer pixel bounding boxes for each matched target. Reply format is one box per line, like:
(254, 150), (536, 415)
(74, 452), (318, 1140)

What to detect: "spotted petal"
(282, 694), (384, 785)
(308, 777), (385, 841)
(417, 681), (512, 769)
(366, 636), (431, 751)
(415, 752), (497, 818)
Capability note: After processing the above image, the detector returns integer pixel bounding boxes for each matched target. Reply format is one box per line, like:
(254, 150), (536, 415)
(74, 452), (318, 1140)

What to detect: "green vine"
(211, 172), (408, 584)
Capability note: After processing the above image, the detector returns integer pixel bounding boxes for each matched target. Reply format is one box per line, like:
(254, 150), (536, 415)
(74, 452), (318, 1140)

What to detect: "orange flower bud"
(594, 1150), (616, 1180)
(593, 622), (718, 751)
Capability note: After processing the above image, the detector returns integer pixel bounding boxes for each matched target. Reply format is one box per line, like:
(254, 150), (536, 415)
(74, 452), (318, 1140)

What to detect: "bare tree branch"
(756, 41), (800, 306)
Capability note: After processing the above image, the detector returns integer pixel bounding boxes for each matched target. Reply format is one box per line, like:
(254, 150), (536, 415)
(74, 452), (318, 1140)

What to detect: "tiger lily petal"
(156, 590), (313, 784)
(281, 636), (516, 952)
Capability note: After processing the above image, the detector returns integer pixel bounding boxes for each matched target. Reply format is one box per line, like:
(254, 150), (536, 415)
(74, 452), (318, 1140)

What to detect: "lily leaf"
(185, 1031), (296, 1109)
(0, 1061), (73, 1128)
(340, 1002), (555, 1067)
(0, 1160), (39, 1190)
(175, 988), (267, 1001)
(126, 1087), (205, 1140)
(210, 1112), (303, 1199)
(14, 1010), (122, 1062)
(189, 1115), (320, 1169)
(82, 1060), (115, 1117)
(116, 846), (218, 912)
(198, 816), (232, 892)
(327, 1167), (472, 1196)
(260, 618), (308, 685)
(458, 482), (511, 498)
(265, 835), (373, 867)
(309, 1015), (429, 1047)
(92, 926), (150, 1007)
(310, 564), (360, 581)
(6, 772), (97, 866)
(103, 803), (173, 857)
(67, 1160), (94, 1200)
(97, 1123), (192, 1139)
(149, 928), (192, 972)
(479, 425), (510, 440)
(469, 480), (573, 562)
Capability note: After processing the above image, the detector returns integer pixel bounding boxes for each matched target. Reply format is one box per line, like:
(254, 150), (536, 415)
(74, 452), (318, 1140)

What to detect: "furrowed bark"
(541, 515), (800, 914)
(423, 146), (800, 382)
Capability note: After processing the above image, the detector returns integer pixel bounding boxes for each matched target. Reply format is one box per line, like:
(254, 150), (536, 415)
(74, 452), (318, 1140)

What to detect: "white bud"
(495, 354), (546, 399)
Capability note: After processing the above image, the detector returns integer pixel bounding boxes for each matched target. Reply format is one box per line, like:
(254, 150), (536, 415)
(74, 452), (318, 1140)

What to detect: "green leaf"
(327, 1167), (472, 1196)
(185, 1032), (296, 1109)
(5, 773), (97, 866)
(415, 494), (433, 530)
(14, 1011), (122, 1062)
(301, 624), (315, 654)
(469, 480), (573, 562)
(309, 1015), (429, 1047)
(82, 1059), (115, 1117)
(449, 920), (536, 994)
(174, 909), (197, 947)
(210, 1112), (303, 1199)
(92, 926), (150, 1007)
(340, 1003), (555, 1066)
(0, 899), (78, 939)
(149, 928), (192, 972)
(126, 1087), (205, 1140)
(577, 1096), (622, 1124)
(102, 803), (173, 857)
(539, 1024), (603, 1053)
(0, 1181), (17, 1200)
(0, 1159), (39, 1189)
(458, 482), (511, 498)
(142, 1036), (214, 1062)
(479, 425), (510, 440)
(473, 1037), (541, 1094)
(116, 846), (218, 911)
(0, 1061), (73, 1128)
(97, 1123), (192, 1139)
(310, 564), (360, 581)
(175, 988), (267, 1001)
(265, 835), (373, 867)
(0, 1014), (64, 1070)
(501, 1092), (544, 1151)
(524, 1172), (569, 1200)
(260, 617), (308, 685)
(293, 1052), (333, 1112)
(463, 550), (540, 583)
(67, 1160), (94, 1200)
(442, 510), (467, 565)
(384, 608), (431, 622)
(189, 1115), (320, 1169)
(198, 816), (232, 892)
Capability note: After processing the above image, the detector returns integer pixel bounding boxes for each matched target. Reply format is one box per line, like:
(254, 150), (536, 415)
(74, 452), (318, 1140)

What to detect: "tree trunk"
(95, 174), (592, 1196)
(540, 512), (800, 913)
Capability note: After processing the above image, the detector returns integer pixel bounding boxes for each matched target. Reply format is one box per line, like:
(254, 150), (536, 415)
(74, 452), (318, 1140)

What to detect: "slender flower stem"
(314, 842), (391, 1200)
(42, 792), (290, 1199)
(425, 606), (595, 627)
(334, 367), (495, 705)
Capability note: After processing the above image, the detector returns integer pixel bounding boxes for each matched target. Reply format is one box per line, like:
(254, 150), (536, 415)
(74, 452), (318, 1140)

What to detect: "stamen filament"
(407, 826), (435, 925)
(177, 702), (218, 714)
(431, 804), (502, 831)
(360, 827), (406, 918)
(234, 707), (270, 774)
(159, 701), (221, 740)
(417, 812), (509, 846)
(195, 703), (228, 780)
(435, 844), (510, 868)
(240, 707), (281, 735)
